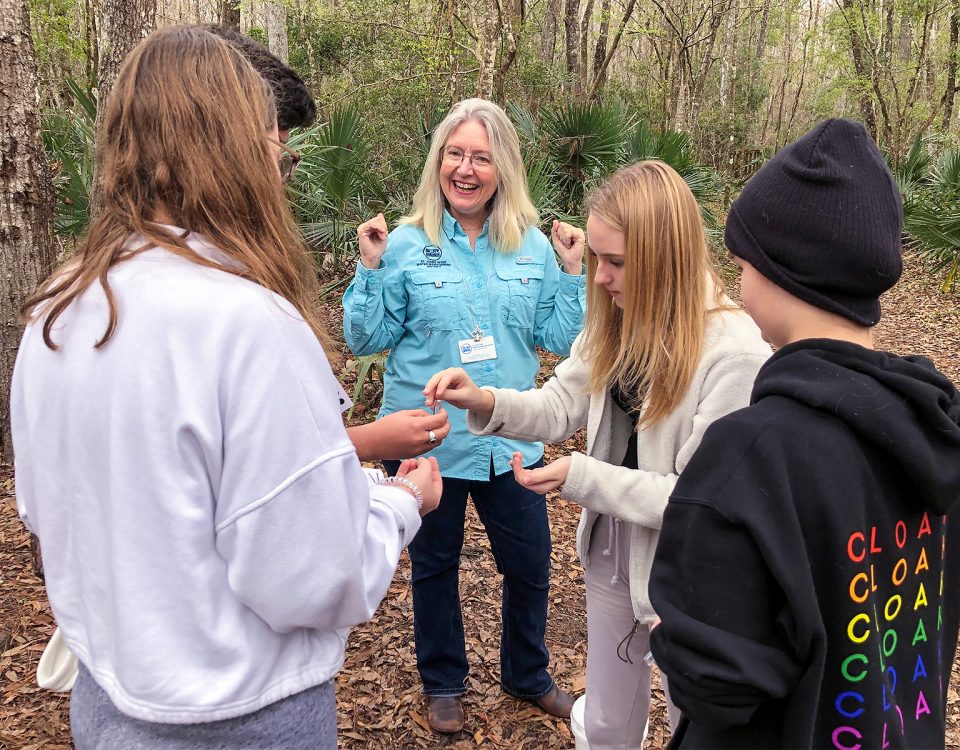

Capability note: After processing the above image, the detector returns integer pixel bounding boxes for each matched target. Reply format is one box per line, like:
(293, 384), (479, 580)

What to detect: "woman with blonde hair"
(13, 25), (441, 749)
(423, 160), (771, 749)
(343, 98), (586, 733)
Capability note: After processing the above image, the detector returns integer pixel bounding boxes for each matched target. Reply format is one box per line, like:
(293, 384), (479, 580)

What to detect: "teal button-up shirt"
(342, 212), (586, 480)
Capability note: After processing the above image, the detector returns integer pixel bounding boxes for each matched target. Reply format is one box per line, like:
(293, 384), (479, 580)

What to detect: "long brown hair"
(23, 25), (328, 350)
(582, 161), (728, 427)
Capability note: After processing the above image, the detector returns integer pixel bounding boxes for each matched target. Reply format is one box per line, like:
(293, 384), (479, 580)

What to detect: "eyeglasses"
(268, 138), (301, 184)
(441, 146), (494, 171)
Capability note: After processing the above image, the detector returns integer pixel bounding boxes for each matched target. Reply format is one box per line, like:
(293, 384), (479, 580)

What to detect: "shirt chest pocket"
(496, 263), (545, 329)
(410, 268), (464, 332)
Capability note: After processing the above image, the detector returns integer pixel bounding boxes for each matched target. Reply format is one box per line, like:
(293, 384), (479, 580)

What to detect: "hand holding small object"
(362, 408), (450, 459)
(423, 368), (494, 419)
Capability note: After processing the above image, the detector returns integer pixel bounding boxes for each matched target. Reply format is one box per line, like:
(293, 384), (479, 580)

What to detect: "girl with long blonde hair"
(14, 25), (440, 749)
(424, 160), (771, 749)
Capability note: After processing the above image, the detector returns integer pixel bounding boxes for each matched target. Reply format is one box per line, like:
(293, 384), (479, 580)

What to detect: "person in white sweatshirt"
(423, 161), (771, 750)
(12, 26), (441, 750)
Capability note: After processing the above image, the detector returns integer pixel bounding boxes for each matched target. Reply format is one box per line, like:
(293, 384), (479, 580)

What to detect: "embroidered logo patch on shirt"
(516, 256), (535, 264)
(423, 245), (442, 261)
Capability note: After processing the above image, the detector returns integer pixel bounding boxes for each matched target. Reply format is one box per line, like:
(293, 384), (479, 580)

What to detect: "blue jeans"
(386, 459), (554, 700)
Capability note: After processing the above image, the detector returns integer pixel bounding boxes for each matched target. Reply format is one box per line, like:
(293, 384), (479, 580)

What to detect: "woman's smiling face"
(439, 120), (498, 225)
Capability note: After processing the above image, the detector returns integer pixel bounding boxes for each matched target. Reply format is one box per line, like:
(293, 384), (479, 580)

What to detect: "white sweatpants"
(584, 516), (678, 749)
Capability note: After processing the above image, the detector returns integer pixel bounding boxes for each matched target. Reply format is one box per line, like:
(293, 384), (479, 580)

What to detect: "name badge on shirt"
(459, 336), (498, 364)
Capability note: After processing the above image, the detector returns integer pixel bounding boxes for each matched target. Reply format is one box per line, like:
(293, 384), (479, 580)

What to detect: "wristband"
(377, 476), (423, 510)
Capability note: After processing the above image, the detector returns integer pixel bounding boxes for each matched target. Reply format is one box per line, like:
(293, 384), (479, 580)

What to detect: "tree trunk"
(97, 0), (156, 105)
(91, 0), (156, 215)
(493, 0), (523, 101)
(587, 0), (637, 100)
(265, 3), (288, 64)
(754, 0), (770, 60)
(0, 0), (58, 462)
(85, 0), (98, 86)
(591, 0), (611, 91)
(687, 0), (730, 128)
(746, 0), (770, 104)
(578, 0), (595, 92)
(220, 0), (241, 30)
(718, 0), (737, 112)
(942, 0), (959, 131)
(474, 0), (499, 98)
(442, 0), (461, 100)
(564, 0), (580, 79)
(541, 0), (561, 65)
(841, 0), (877, 137)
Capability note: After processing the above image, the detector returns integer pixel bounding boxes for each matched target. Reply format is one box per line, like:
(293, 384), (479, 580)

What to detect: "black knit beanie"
(725, 118), (903, 326)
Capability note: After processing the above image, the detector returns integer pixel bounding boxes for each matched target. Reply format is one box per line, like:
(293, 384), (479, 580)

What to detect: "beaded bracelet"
(377, 476), (423, 510)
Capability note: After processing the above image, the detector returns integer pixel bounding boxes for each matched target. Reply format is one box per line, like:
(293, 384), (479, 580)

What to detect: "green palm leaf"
(932, 148), (960, 194)
(627, 121), (722, 232)
(288, 107), (378, 266)
(891, 132), (932, 196)
(42, 77), (96, 237)
(903, 201), (960, 292)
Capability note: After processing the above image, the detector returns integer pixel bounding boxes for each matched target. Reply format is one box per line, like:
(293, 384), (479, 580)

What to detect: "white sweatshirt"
(12, 233), (421, 724)
(468, 305), (771, 623)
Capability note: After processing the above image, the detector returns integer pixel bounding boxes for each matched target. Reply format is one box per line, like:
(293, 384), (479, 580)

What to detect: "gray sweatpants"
(584, 516), (678, 750)
(71, 663), (337, 750)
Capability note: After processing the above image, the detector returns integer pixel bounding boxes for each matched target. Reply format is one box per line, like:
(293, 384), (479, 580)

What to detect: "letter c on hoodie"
(835, 691), (865, 719)
(847, 532), (866, 563)
(847, 613), (870, 644)
(832, 726), (862, 750)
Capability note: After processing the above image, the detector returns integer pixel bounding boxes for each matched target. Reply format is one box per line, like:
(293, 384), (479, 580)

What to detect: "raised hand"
(510, 451), (571, 495)
(358, 213), (389, 270)
(551, 219), (585, 275)
(423, 368), (494, 418)
(396, 456), (443, 515)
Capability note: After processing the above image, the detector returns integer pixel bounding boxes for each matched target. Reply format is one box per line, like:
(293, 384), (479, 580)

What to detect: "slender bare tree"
(541, 0), (561, 64)
(942, 0), (959, 131)
(0, 0), (58, 461)
(565, 0), (581, 81)
(266, 2), (288, 63)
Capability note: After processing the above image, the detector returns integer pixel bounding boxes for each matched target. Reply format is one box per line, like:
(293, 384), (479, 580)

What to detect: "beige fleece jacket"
(467, 306), (771, 623)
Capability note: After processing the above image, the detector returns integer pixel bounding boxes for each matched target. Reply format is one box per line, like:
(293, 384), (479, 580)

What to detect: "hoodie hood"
(752, 338), (960, 514)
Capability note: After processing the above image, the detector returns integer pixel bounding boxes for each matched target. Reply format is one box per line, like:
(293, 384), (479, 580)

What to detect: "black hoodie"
(649, 339), (960, 749)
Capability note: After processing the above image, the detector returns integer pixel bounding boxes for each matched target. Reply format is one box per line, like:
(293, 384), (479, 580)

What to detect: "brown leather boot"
(427, 696), (465, 734)
(530, 685), (575, 718)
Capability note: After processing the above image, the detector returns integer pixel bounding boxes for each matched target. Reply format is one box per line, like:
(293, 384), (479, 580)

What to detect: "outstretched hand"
(423, 368), (494, 418)
(510, 451), (571, 495)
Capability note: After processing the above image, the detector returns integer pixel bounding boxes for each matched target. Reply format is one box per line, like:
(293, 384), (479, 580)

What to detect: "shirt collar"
(133, 224), (245, 271)
(442, 209), (489, 241)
